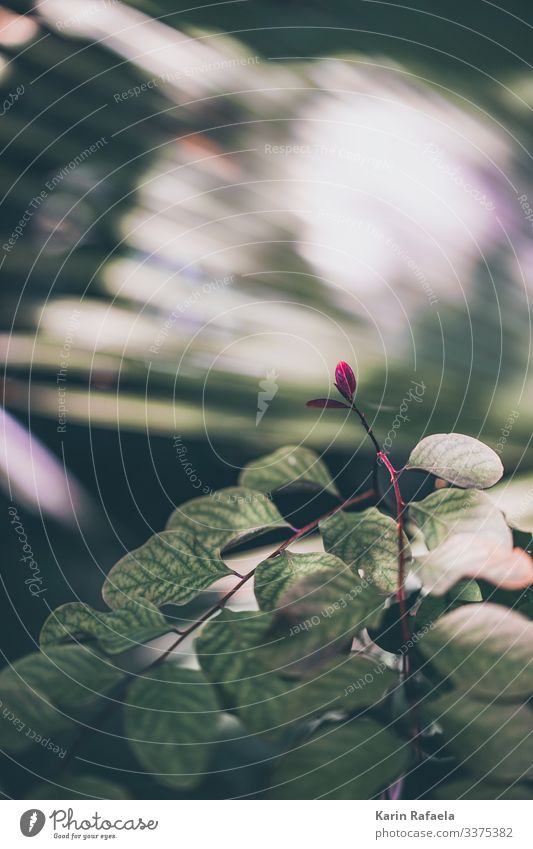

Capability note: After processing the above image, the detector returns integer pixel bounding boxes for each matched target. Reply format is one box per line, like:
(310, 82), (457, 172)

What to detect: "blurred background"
(0, 0), (532, 793)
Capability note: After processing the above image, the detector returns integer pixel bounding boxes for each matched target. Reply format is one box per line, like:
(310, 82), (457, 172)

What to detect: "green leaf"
(27, 775), (131, 800)
(1, 645), (124, 710)
(196, 610), (291, 736)
(274, 558), (383, 629)
(321, 507), (411, 593)
(196, 608), (323, 740)
(0, 646), (124, 754)
(254, 550), (342, 611)
(414, 534), (533, 596)
(196, 611), (397, 738)
(104, 489), (289, 610)
(418, 603), (533, 700)
(409, 489), (511, 549)
(246, 618), (354, 680)
(255, 550), (383, 630)
(196, 609), (276, 687)
(239, 445), (340, 496)
(425, 694), (533, 781)
(40, 600), (171, 654)
(165, 486), (289, 548)
(279, 655), (399, 721)
(0, 679), (69, 755)
(270, 718), (410, 799)
(407, 433), (503, 489)
(102, 529), (230, 609)
(124, 665), (220, 790)
(445, 579), (482, 604)
(195, 609), (286, 736)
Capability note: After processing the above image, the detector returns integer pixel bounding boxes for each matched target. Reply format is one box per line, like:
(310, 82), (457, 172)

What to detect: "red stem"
(350, 405), (421, 760)
(378, 450), (422, 760)
(377, 451), (410, 676)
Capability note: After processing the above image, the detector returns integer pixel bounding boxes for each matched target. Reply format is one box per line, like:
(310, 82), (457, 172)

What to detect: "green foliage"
(418, 604), (533, 700)
(124, 665), (219, 790)
(40, 600), (171, 654)
(239, 445), (340, 496)
(321, 507), (411, 593)
(254, 550), (384, 636)
(254, 550), (346, 610)
(103, 488), (288, 609)
(270, 719), (410, 799)
(165, 486), (288, 545)
(102, 529), (230, 609)
(6, 433), (533, 800)
(0, 645), (123, 713)
(410, 488), (511, 548)
(196, 610), (397, 739)
(424, 695), (533, 781)
(0, 645), (124, 753)
(195, 609), (287, 737)
(196, 608), (275, 691)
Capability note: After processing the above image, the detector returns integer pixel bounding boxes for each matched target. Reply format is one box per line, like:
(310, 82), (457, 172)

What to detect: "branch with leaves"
(1, 362), (533, 800)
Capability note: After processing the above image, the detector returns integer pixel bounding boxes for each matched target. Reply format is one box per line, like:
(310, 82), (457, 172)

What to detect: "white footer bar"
(2, 799), (530, 848)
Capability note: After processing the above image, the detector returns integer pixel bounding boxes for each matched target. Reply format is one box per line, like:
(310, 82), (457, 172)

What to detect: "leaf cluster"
(2, 438), (532, 799)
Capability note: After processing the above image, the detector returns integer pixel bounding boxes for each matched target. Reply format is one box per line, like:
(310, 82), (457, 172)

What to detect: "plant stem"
(350, 405), (420, 759)
(376, 451), (410, 675)
(349, 405), (411, 667)
(349, 405), (381, 453)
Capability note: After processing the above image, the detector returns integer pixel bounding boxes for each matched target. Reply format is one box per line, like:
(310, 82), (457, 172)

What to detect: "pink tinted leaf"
(415, 533), (533, 595)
